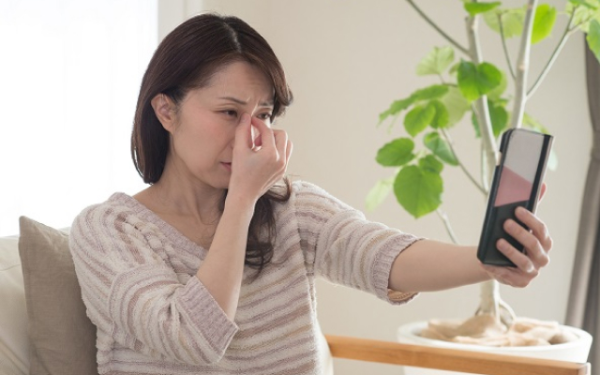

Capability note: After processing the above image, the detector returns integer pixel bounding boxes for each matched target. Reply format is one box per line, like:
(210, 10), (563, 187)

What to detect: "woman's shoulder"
(287, 179), (357, 214)
(71, 192), (149, 237)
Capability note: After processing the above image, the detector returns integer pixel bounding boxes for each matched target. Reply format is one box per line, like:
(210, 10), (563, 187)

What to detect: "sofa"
(0, 217), (98, 375)
(1, 218), (592, 375)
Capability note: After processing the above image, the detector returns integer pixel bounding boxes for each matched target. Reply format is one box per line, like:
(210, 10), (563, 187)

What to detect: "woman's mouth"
(221, 162), (232, 172)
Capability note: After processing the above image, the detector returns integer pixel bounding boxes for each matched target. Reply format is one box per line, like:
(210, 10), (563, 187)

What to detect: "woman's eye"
(223, 110), (238, 118)
(259, 113), (273, 121)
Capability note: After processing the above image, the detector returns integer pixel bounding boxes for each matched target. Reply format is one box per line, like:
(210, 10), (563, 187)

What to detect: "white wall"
(161, 1), (591, 374)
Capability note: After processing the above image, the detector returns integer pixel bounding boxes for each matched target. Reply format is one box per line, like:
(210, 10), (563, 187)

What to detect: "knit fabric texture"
(69, 181), (420, 375)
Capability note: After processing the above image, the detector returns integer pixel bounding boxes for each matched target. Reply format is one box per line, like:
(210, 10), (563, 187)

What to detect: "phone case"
(477, 128), (553, 266)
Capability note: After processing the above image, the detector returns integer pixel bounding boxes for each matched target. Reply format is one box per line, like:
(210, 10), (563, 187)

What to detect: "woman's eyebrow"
(218, 96), (274, 107)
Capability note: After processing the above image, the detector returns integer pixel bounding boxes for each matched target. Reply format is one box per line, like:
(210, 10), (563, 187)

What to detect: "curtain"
(566, 36), (600, 368)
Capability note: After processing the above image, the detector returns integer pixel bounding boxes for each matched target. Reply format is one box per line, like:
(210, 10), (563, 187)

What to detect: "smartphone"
(477, 128), (553, 266)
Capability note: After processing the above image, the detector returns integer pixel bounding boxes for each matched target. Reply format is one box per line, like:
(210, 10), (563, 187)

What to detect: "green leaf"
(470, 99), (509, 138)
(365, 176), (395, 211)
(486, 69), (507, 101)
(376, 138), (416, 166)
(531, 4), (557, 44)
(429, 100), (450, 129)
(419, 154), (444, 174)
(416, 46), (455, 76)
(478, 62), (503, 94)
(483, 7), (525, 38)
(394, 165), (443, 218)
(440, 87), (471, 125)
(587, 19), (600, 64)
(464, 1), (501, 16)
(423, 132), (459, 166)
(566, 1), (598, 33)
(448, 62), (460, 75)
(457, 61), (479, 101)
(471, 112), (481, 138)
(568, 0), (597, 9)
(378, 84), (449, 125)
(457, 61), (502, 101)
(412, 84), (450, 101)
(404, 103), (436, 137)
(379, 97), (415, 124)
(488, 101), (509, 137)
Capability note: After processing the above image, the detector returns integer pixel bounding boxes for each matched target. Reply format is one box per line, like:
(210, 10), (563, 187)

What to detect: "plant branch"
(498, 13), (516, 80)
(527, 7), (577, 98)
(441, 128), (487, 195)
(510, 0), (538, 129)
(480, 142), (490, 192)
(406, 0), (470, 56)
(436, 209), (459, 244)
(466, 20), (498, 183)
(466, 12), (504, 325)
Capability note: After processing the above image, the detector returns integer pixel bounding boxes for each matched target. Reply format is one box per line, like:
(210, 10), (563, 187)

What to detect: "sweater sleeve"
(69, 203), (238, 366)
(294, 181), (421, 304)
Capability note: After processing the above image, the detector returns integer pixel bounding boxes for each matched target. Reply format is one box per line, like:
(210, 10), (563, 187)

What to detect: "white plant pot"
(397, 321), (593, 375)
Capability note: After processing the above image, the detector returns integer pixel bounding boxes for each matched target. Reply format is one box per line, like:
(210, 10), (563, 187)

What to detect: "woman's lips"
(222, 162), (232, 172)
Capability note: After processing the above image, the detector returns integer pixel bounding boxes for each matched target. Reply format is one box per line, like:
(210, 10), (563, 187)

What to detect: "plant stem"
(498, 12), (516, 80)
(436, 209), (459, 244)
(478, 280), (501, 321)
(466, 11), (503, 325)
(406, 0), (470, 56)
(480, 143), (490, 192)
(441, 129), (487, 195)
(510, 0), (538, 129)
(527, 7), (577, 98)
(466, 19), (498, 181)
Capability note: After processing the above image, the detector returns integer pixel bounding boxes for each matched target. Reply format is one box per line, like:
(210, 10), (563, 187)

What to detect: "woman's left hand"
(481, 188), (553, 287)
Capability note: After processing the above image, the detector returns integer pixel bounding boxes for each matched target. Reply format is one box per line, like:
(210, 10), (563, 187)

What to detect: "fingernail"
(526, 263), (535, 273)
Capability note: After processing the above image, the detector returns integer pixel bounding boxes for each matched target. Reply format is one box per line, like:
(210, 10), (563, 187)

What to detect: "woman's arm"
(195, 114), (292, 320)
(389, 206), (552, 293)
(388, 241), (489, 292)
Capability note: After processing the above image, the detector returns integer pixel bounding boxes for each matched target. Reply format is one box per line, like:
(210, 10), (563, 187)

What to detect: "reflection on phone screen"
(494, 131), (544, 208)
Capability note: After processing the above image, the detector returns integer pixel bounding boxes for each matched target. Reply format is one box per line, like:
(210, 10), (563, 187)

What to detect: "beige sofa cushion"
(0, 235), (28, 375)
(18, 216), (98, 375)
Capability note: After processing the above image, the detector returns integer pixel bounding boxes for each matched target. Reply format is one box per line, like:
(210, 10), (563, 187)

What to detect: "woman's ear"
(151, 93), (177, 132)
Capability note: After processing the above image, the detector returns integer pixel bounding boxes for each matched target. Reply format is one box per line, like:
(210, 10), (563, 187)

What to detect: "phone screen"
(494, 131), (545, 208)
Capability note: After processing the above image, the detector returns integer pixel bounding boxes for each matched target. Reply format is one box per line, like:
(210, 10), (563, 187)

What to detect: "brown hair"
(131, 13), (293, 273)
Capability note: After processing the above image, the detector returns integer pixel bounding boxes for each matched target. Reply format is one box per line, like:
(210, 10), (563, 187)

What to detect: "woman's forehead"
(202, 61), (274, 101)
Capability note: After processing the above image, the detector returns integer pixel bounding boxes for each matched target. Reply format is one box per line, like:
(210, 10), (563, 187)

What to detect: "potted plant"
(367, 0), (599, 370)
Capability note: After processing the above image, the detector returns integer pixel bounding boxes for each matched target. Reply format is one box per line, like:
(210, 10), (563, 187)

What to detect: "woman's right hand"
(227, 113), (292, 205)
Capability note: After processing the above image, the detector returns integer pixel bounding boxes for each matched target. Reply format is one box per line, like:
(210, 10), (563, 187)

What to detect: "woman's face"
(157, 61), (274, 190)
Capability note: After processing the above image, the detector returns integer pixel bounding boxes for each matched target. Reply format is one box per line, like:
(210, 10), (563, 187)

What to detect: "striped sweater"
(69, 181), (420, 375)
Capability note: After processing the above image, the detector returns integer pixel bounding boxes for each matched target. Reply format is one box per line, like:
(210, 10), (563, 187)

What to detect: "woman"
(69, 13), (551, 375)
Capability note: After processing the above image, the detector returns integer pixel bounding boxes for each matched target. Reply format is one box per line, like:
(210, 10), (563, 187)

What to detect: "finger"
(501, 218), (548, 269)
(254, 131), (263, 147)
(251, 118), (275, 149)
(538, 183), (547, 202)
(496, 236), (537, 274)
(285, 140), (293, 165)
(481, 264), (529, 288)
(273, 129), (288, 158)
(515, 207), (553, 253)
(251, 125), (261, 148)
(235, 113), (253, 149)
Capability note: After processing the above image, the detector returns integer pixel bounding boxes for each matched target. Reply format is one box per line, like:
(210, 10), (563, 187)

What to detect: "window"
(0, 0), (157, 235)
